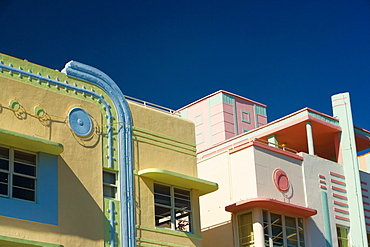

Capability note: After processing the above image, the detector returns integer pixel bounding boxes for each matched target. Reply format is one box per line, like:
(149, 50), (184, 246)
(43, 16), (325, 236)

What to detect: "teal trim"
(196, 132), (205, 145)
(255, 104), (267, 116)
(208, 93), (222, 107)
(179, 108), (188, 119)
(222, 93), (234, 105)
(308, 110), (339, 126)
(267, 134), (278, 147)
(253, 103), (259, 128)
(241, 110), (251, 123)
(321, 191), (333, 247)
(194, 113), (203, 126)
(231, 96), (238, 135)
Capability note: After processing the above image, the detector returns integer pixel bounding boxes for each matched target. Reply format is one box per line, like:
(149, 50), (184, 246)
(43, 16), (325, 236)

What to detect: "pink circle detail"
(273, 169), (289, 192)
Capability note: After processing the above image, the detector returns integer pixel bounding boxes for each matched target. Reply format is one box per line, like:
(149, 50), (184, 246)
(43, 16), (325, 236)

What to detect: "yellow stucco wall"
(0, 55), (107, 246)
(130, 101), (203, 246)
(0, 54), (209, 247)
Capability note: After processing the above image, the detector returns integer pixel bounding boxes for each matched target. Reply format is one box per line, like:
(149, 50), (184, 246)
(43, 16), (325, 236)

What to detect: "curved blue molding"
(62, 61), (135, 247)
(0, 60), (135, 246)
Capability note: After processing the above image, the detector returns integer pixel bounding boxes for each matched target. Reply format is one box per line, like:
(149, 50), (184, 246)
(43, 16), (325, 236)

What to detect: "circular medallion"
(68, 108), (93, 137)
(273, 169), (289, 192)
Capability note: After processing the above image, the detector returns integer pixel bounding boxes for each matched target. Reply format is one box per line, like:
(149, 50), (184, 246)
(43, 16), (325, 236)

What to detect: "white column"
(252, 208), (265, 246)
(306, 121), (315, 155)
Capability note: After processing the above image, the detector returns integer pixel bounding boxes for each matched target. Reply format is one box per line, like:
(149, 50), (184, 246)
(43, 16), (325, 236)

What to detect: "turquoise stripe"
(321, 191), (332, 247)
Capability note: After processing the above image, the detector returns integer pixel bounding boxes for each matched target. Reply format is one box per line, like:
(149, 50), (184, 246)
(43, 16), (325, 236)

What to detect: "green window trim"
(138, 168), (218, 196)
(0, 128), (63, 155)
(136, 225), (202, 240)
(0, 235), (63, 247)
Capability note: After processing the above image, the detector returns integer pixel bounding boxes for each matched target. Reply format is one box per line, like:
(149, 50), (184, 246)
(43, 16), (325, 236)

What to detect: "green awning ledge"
(138, 168), (218, 196)
(0, 128), (63, 155)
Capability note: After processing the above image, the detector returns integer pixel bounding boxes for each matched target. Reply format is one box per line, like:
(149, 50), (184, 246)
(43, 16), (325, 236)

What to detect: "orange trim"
(332, 186), (347, 193)
(229, 140), (303, 160)
(330, 172), (345, 179)
(225, 198), (317, 217)
(334, 208), (349, 214)
(331, 179), (346, 186)
(335, 215), (350, 221)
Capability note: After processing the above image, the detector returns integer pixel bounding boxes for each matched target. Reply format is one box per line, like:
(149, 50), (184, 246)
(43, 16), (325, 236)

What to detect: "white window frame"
(0, 146), (37, 202)
(103, 170), (118, 200)
(263, 210), (305, 247)
(154, 182), (192, 233)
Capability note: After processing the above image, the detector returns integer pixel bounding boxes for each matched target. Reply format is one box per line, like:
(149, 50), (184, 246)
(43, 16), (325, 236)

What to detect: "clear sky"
(1, 0), (369, 129)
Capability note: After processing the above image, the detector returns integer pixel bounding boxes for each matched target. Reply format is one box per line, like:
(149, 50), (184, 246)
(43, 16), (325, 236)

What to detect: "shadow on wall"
(202, 221), (234, 247)
(308, 216), (332, 247)
(58, 156), (104, 240)
(0, 156), (105, 244)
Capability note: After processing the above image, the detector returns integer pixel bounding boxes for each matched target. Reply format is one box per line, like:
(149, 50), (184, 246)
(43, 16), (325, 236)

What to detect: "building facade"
(0, 53), (217, 247)
(179, 91), (370, 246)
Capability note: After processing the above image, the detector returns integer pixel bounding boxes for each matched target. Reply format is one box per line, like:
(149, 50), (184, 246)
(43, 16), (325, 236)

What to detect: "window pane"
(0, 172), (9, 184)
(14, 150), (36, 165)
(154, 184), (171, 206)
(0, 147), (9, 159)
(155, 205), (172, 229)
(0, 183), (8, 196)
(13, 187), (35, 201)
(285, 216), (298, 246)
(13, 175), (35, 190)
(271, 213), (283, 246)
(0, 147), (9, 171)
(337, 226), (349, 247)
(103, 185), (117, 198)
(14, 162), (36, 177)
(103, 171), (116, 185)
(263, 210), (270, 246)
(238, 212), (254, 246)
(0, 159), (9, 171)
(174, 188), (191, 209)
(175, 210), (191, 232)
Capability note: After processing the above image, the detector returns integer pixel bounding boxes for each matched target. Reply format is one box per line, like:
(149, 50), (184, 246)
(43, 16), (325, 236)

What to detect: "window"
(238, 212), (254, 246)
(241, 110), (251, 123)
(154, 183), (192, 232)
(263, 210), (305, 247)
(103, 170), (117, 199)
(0, 146), (37, 202)
(337, 225), (349, 247)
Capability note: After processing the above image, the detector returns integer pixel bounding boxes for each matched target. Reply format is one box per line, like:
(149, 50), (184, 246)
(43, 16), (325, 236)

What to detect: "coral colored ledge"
(225, 198), (317, 217)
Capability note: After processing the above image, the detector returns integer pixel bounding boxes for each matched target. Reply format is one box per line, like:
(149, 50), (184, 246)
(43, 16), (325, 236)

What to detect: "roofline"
(177, 90), (266, 111)
(197, 107), (340, 155)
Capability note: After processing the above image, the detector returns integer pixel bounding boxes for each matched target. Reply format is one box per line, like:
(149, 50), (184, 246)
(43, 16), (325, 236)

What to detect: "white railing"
(124, 95), (180, 116)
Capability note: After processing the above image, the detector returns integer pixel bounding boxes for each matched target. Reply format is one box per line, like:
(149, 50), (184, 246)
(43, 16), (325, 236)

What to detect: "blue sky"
(1, 0), (369, 129)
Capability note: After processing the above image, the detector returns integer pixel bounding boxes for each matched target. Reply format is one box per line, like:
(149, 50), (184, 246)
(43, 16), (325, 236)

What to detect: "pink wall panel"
(235, 97), (255, 133)
(258, 114), (267, 126)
